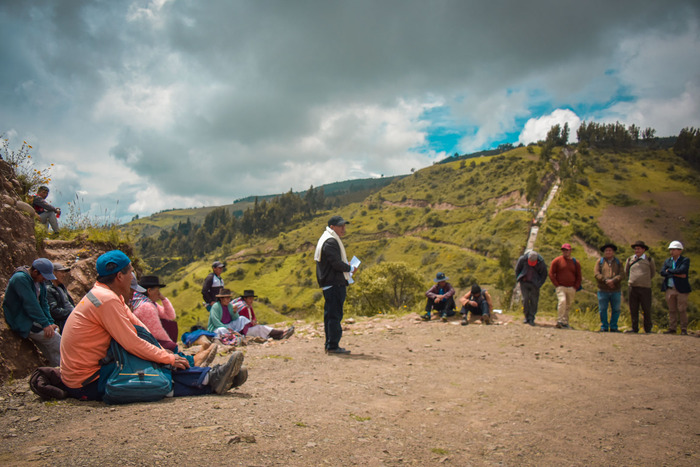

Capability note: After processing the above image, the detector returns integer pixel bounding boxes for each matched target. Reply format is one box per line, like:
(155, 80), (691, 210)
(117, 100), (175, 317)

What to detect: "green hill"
(136, 143), (699, 333)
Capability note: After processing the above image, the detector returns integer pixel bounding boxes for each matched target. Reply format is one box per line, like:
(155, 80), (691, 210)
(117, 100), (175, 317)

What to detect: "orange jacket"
(60, 282), (176, 388)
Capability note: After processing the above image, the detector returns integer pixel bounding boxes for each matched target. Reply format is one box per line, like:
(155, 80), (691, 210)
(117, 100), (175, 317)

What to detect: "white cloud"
(518, 109), (582, 145)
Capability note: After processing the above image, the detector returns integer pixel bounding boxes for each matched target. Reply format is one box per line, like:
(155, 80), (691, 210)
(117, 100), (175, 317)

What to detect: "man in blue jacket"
(2, 258), (61, 366)
(660, 241), (692, 335)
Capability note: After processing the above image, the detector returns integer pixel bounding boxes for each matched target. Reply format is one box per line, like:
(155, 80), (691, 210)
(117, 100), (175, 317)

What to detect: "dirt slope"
(0, 314), (698, 466)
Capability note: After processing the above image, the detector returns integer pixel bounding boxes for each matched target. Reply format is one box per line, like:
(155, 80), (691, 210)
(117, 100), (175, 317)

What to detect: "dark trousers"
(323, 285), (346, 350)
(520, 281), (540, 323)
(460, 299), (489, 316)
(425, 296), (456, 316)
(629, 286), (652, 332)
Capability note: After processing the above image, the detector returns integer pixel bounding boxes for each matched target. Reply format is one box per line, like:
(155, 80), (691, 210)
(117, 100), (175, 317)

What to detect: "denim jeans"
(597, 290), (621, 331)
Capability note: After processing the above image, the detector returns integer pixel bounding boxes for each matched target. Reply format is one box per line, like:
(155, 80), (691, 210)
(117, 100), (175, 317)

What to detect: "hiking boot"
(663, 330), (677, 335)
(527, 320), (536, 327)
(421, 314), (431, 321)
(282, 325), (295, 339)
(483, 314), (492, 325)
(624, 329), (638, 333)
(231, 366), (248, 388)
(194, 344), (218, 367)
(209, 351), (244, 395)
(461, 317), (468, 326)
(681, 330), (688, 336)
(555, 322), (564, 329)
(441, 314), (447, 322)
(326, 347), (351, 355)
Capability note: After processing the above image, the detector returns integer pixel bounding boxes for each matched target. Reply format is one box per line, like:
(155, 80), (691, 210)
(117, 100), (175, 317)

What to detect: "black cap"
(328, 215), (350, 227)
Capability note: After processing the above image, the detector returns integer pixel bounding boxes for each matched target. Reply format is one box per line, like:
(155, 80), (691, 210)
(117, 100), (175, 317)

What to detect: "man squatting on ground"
(315, 215), (357, 355)
(459, 284), (493, 325)
(60, 250), (245, 400)
(423, 272), (456, 321)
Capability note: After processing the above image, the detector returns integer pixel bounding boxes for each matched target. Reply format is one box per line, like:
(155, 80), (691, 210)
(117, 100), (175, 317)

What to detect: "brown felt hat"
(630, 241), (649, 250)
(216, 288), (233, 298)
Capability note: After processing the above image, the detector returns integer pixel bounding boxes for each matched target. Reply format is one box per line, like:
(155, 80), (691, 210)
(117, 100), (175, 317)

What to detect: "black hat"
(328, 215), (350, 227)
(242, 289), (257, 298)
(630, 241), (649, 251)
(471, 284), (481, 295)
(434, 272), (449, 282)
(139, 275), (166, 289)
(600, 243), (618, 252)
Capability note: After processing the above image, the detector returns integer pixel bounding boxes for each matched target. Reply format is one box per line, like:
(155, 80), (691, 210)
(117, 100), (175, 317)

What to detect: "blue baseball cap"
(96, 250), (131, 276)
(32, 258), (56, 280)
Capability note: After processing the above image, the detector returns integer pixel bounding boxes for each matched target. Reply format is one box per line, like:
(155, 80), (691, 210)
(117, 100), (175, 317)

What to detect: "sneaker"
(681, 330), (688, 336)
(421, 314), (431, 321)
(599, 328), (608, 332)
(282, 326), (295, 339)
(461, 317), (468, 326)
(527, 320), (536, 327)
(209, 351), (244, 395)
(624, 329), (638, 333)
(441, 315), (447, 322)
(609, 329), (620, 333)
(483, 314), (492, 325)
(326, 347), (351, 355)
(663, 330), (677, 335)
(555, 323), (564, 329)
(231, 366), (248, 388)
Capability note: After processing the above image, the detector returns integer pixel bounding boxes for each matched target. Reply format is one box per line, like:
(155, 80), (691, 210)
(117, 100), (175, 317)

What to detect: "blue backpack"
(100, 325), (173, 405)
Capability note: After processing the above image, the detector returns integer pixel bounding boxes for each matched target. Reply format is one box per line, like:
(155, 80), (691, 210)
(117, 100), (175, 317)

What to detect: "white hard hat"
(668, 240), (684, 250)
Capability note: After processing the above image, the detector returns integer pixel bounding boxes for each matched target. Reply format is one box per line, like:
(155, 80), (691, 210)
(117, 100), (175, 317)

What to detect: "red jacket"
(549, 256), (582, 289)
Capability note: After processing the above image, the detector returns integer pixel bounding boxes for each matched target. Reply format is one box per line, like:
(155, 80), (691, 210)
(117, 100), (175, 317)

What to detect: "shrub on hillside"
(346, 262), (424, 316)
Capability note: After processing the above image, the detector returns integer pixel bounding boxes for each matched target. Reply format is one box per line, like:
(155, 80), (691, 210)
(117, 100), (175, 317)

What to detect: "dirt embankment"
(0, 313), (698, 466)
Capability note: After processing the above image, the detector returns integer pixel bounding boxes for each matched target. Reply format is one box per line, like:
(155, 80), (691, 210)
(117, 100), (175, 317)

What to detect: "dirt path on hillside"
(0, 314), (698, 466)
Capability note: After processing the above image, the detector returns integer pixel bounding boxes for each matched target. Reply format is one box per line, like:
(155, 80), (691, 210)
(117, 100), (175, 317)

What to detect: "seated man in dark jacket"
(45, 263), (75, 332)
(423, 272), (456, 321)
(32, 185), (61, 233)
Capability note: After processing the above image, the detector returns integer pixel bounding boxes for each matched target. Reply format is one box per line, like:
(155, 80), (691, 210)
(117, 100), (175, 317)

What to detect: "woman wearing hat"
(131, 275), (217, 367)
(624, 241), (656, 333)
(237, 290), (294, 340)
(207, 289), (251, 335)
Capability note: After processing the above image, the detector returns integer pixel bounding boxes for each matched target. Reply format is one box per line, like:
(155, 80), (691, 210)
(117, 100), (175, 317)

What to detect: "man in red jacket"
(549, 243), (582, 329)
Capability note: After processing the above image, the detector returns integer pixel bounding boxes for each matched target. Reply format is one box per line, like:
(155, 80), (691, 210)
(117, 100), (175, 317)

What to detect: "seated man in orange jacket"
(60, 250), (244, 401)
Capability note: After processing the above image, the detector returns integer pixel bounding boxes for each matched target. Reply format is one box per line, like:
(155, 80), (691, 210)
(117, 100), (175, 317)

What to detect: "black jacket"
(316, 238), (351, 287)
(201, 273), (224, 303)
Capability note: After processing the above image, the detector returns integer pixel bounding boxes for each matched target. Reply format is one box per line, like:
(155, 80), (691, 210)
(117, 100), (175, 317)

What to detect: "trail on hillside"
(0, 314), (698, 466)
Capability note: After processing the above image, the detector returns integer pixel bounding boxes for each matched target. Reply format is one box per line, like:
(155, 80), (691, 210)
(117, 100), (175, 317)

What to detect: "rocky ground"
(0, 313), (698, 466)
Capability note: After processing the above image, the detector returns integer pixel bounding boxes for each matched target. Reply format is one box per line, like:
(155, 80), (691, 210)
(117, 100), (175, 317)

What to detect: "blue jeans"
(597, 291), (621, 331)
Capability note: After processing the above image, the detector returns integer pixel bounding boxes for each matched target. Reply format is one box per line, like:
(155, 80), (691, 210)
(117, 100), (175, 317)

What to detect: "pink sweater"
(132, 298), (176, 345)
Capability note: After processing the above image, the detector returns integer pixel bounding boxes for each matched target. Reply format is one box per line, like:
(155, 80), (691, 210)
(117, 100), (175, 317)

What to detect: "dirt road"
(0, 313), (698, 466)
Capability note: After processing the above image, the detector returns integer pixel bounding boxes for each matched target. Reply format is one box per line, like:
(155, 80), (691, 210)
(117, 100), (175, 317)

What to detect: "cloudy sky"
(1, 1), (699, 222)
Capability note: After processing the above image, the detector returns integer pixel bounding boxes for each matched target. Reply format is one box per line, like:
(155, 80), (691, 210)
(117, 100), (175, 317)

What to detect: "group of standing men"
(515, 240), (692, 334)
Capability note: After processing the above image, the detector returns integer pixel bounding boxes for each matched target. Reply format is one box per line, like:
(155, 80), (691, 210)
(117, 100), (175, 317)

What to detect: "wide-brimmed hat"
(434, 272), (449, 282)
(630, 241), (649, 251)
(242, 289), (257, 298)
(600, 243), (618, 252)
(139, 275), (166, 289)
(216, 288), (233, 298)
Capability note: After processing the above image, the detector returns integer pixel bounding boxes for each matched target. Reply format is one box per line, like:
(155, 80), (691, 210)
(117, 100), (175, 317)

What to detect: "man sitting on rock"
(423, 272), (457, 321)
(45, 263), (75, 332)
(32, 185), (61, 233)
(2, 258), (61, 366)
(60, 250), (245, 401)
(459, 284), (493, 325)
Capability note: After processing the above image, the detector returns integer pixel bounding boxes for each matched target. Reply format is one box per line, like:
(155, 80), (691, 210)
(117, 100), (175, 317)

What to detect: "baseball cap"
(96, 250), (131, 276)
(32, 258), (56, 280)
(328, 215), (350, 227)
(212, 261), (224, 268)
(561, 243), (572, 250)
(130, 272), (146, 293)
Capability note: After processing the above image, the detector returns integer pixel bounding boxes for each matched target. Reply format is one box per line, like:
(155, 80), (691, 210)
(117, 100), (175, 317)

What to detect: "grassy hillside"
(122, 176), (403, 241)
(156, 145), (699, 333)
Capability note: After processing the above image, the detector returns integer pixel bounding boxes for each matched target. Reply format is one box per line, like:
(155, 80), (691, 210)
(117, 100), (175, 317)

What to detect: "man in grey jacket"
(515, 250), (548, 326)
